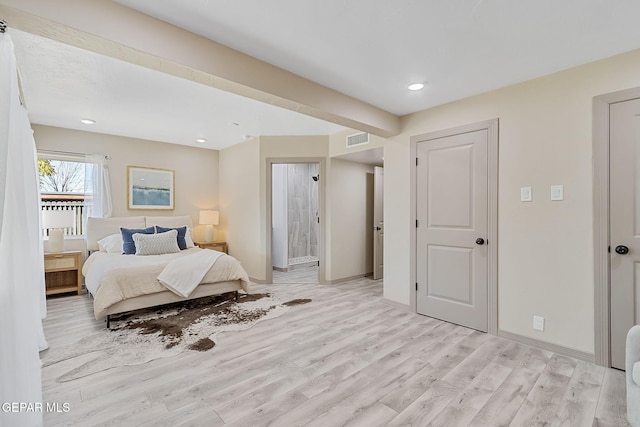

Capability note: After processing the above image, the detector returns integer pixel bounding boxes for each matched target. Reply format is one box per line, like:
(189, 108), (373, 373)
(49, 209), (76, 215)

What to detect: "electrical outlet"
(533, 315), (544, 331)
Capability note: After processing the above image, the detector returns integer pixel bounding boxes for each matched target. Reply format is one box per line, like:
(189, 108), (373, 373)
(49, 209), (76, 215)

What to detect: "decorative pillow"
(97, 233), (124, 254)
(120, 226), (155, 255)
(133, 229), (181, 256)
(155, 225), (188, 250)
(185, 228), (196, 248)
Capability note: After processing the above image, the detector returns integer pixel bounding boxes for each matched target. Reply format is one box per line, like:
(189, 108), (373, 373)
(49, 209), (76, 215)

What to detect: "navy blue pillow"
(155, 225), (187, 250)
(120, 226), (155, 255)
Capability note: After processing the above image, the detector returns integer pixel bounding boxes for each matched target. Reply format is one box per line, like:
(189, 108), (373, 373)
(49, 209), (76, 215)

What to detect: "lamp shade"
(42, 210), (74, 229)
(199, 210), (219, 225)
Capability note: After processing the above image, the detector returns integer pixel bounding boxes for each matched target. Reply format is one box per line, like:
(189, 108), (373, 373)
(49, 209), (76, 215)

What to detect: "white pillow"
(97, 233), (124, 254)
(133, 229), (181, 256)
(185, 228), (195, 248)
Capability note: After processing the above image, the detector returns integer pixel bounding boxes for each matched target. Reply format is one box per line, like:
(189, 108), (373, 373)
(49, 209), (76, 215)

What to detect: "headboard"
(86, 215), (194, 251)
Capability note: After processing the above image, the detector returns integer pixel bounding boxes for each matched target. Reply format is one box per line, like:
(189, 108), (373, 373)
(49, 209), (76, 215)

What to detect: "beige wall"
(220, 134), (376, 283)
(34, 125), (219, 249)
(219, 135), (328, 281)
(218, 137), (261, 278)
(384, 48), (640, 355)
(326, 158), (374, 281)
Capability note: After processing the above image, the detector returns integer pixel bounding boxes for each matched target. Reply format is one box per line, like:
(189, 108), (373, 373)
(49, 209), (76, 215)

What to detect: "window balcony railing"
(41, 195), (85, 236)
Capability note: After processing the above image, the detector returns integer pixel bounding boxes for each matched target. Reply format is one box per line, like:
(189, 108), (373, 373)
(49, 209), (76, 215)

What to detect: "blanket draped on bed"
(93, 253), (250, 319)
(158, 249), (224, 297)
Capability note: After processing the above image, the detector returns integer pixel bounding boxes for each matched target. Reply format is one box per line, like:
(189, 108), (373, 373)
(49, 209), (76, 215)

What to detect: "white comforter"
(83, 247), (206, 295)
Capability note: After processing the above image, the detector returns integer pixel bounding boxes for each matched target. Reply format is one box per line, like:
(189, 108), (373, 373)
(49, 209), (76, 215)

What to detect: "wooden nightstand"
(44, 251), (82, 296)
(194, 241), (228, 254)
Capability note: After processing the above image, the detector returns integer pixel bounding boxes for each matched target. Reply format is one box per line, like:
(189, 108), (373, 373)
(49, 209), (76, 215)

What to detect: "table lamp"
(199, 210), (219, 243)
(42, 210), (74, 253)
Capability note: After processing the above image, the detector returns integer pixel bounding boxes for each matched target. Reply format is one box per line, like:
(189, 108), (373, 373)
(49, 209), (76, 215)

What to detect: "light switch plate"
(551, 185), (564, 201)
(520, 187), (532, 202)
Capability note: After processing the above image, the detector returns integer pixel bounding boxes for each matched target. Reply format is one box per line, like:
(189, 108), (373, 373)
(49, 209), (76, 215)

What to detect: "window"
(38, 153), (87, 236)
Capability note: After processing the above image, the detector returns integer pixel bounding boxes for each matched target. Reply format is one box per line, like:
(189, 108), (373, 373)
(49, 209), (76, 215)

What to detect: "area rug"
(41, 292), (311, 383)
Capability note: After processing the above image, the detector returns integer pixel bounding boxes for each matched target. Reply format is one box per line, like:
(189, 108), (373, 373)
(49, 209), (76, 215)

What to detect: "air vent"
(346, 132), (369, 148)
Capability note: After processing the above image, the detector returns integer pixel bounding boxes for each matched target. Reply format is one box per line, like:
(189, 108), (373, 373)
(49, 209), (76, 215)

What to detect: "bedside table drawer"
(44, 255), (77, 270)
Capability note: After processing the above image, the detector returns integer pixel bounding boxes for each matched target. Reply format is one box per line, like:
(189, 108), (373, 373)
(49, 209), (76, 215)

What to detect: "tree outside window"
(38, 157), (86, 236)
(38, 159), (85, 194)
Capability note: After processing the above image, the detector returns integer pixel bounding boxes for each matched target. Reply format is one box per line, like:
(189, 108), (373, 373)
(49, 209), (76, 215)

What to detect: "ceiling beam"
(0, 1), (400, 137)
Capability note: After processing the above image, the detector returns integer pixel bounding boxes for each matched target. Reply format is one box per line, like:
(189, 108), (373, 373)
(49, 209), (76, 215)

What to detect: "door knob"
(615, 245), (629, 255)
(373, 226), (381, 231)
(475, 238), (485, 245)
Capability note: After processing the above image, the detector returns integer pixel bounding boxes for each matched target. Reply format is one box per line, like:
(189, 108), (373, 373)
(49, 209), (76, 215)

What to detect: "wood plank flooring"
(272, 266), (319, 284)
(41, 277), (630, 426)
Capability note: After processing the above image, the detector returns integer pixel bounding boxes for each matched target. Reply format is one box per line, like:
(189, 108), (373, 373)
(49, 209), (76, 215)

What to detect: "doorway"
(594, 87), (640, 369)
(373, 166), (384, 279)
(410, 119), (499, 334)
(270, 162), (320, 284)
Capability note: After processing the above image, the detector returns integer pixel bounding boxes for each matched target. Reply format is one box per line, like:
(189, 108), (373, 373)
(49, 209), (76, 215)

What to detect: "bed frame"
(85, 216), (246, 328)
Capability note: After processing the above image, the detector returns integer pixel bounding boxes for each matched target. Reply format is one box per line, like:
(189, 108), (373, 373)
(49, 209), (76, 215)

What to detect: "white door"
(416, 130), (488, 332)
(610, 98), (640, 370)
(373, 166), (384, 280)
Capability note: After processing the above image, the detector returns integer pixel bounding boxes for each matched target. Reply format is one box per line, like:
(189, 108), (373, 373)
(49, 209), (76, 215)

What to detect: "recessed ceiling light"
(196, 138), (207, 143)
(407, 83), (425, 91)
(80, 118), (96, 125)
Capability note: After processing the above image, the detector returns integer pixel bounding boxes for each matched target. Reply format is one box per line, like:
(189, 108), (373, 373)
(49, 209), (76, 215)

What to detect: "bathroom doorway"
(271, 162), (320, 284)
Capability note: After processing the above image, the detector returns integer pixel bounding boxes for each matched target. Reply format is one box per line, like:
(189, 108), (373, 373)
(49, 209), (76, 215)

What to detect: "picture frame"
(127, 166), (175, 210)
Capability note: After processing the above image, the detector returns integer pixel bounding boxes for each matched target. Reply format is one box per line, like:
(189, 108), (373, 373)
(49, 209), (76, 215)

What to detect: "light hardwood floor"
(41, 277), (629, 426)
(273, 266), (319, 284)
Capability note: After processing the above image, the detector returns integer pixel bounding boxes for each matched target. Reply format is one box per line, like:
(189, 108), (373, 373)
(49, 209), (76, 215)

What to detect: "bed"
(83, 215), (251, 327)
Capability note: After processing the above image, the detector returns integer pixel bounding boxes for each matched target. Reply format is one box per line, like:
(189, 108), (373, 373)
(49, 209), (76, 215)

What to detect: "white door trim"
(593, 87), (640, 367)
(265, 158), (326, 285)
(409, 118), (499, 335)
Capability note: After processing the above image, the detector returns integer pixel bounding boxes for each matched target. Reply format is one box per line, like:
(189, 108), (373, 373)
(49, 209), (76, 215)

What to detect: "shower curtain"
(0, 31), (46, 427)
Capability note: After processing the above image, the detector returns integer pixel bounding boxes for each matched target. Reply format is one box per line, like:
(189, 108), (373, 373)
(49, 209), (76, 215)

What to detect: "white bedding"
(83, 247), (207, 295)
(158, 249), (224, 297)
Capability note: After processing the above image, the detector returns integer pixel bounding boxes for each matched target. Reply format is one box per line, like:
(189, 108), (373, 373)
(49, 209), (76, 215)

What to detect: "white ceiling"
(11, 30), (346, 150)
(11, 1), (640, 153)
(116, 0), (640, 116)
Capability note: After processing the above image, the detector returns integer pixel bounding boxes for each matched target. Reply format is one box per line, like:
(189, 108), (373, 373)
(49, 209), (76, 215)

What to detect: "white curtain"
(84, 154), (112, 219)
(0, 32), (45, 427)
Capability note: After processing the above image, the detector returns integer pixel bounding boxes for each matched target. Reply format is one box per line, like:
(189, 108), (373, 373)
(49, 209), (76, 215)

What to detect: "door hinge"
(416, 282), (418, 291)
(608, 245), (611, 253)
(416, 157), (418, 166)
(416, 220), (418, 228)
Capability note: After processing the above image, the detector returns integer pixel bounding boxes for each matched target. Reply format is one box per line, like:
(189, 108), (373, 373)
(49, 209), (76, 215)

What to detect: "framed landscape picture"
(127, 166), (175, 210)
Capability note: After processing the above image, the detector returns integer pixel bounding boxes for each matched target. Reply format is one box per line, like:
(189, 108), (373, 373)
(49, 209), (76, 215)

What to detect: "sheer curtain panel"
(84, 154), (112, 220)
(0, 31), (45, 427)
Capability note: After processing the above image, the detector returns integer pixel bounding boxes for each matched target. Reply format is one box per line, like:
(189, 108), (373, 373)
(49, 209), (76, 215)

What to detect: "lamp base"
(204, 225), (214, 243)
(48, 228), (64, 253)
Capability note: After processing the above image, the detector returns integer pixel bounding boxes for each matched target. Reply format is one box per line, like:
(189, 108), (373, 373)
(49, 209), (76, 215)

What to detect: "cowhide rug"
(40, 292), (311, 383)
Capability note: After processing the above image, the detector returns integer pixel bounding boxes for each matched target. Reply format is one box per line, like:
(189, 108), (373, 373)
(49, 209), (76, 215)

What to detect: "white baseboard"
(325, 274), (369, 285)
(249, 277), (269, 284)
(498, 329), (595, 363)
(382, 297), (411, 312)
